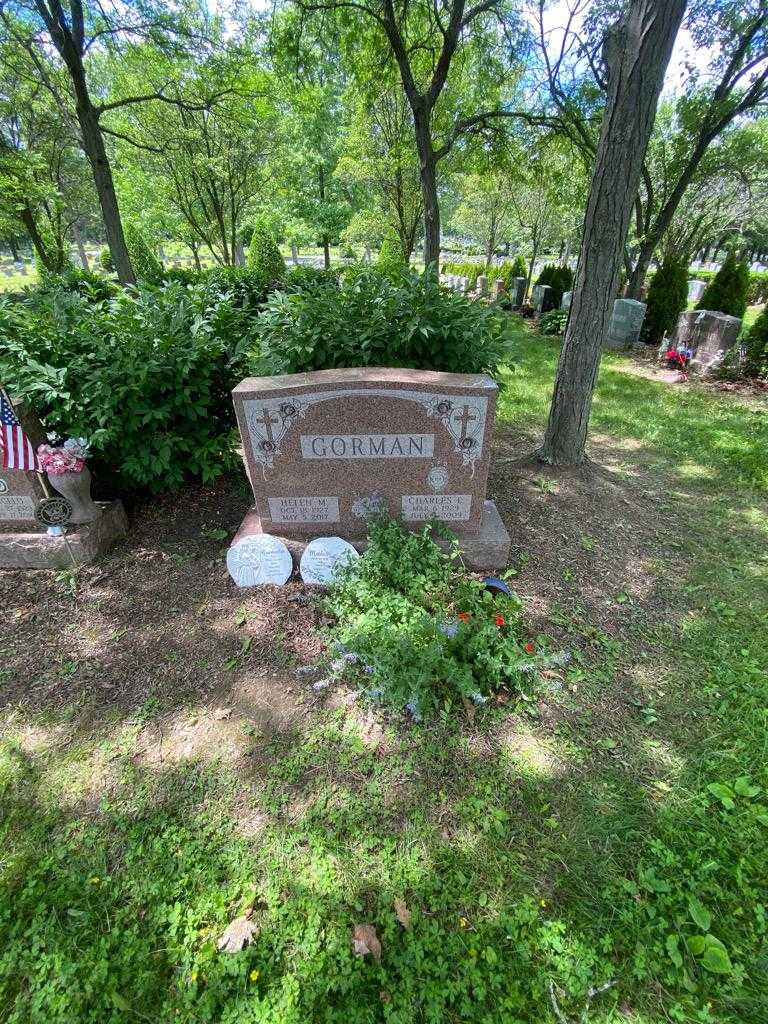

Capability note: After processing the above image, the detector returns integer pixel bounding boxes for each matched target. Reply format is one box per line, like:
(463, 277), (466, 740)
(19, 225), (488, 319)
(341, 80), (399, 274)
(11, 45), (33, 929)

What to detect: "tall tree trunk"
(414, 111), (440, 269)
(18, 203), (57, 272)
(626, 247), (652, 298)
(190, 241), (202, 271)
(318, 165), (331, 269)
(75, 100), (135, 285)
(291, 243), (299, 265)
(9, 238), (19, 261)
(541, 0), (687, 466)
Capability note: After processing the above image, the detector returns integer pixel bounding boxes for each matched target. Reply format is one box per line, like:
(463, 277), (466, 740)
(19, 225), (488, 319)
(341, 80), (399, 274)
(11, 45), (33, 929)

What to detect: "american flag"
(0, 393), (40, 471)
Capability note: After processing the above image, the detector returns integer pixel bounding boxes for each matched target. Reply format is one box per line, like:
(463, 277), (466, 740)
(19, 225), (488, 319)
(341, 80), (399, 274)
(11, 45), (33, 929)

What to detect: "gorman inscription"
(300, 433), (434, 460)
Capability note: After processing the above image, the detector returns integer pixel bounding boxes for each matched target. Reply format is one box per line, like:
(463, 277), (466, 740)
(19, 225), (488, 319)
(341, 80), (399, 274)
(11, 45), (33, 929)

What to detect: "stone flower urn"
(48, 465), (101, 524)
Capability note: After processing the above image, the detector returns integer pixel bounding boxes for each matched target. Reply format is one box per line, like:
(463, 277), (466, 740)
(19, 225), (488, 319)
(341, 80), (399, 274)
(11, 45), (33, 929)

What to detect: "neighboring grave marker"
(605, 298), (647, 349)
(300, 536), (359, 584)
(675, 309), (742, 375)
(687, 279), (706, 303)
(231, 367), (510, 569)
(227, 534), (293, 587)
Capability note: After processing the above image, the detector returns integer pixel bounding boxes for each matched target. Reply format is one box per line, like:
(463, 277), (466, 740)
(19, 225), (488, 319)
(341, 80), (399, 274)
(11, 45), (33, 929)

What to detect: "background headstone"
(675, 309), (742, 375)
(687, 279), (706, 303)
(605, 298), (647, 350)
(226, 534), (293, 586)
(492, 279), (506, 300)
(510, 277), (527, 306)
(475, 274), (488, 297)
(561, 290), (572, 310)
(300, 536), (359, 584)
(531, 284), (553, 315)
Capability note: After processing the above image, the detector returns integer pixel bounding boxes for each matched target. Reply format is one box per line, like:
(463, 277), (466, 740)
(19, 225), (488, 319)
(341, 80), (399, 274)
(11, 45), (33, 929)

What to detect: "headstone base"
(231, 500), (511, 574)
(0, 501), (128, 569)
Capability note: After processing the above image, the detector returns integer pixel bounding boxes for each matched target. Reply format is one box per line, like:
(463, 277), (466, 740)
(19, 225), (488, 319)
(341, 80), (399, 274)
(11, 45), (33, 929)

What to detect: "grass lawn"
(1, 333), (766, 1023)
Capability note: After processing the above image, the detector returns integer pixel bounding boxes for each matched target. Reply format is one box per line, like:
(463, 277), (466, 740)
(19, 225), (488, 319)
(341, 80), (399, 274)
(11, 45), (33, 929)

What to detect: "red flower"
(457, 612), (470, 622)
(525, 642), (534, 654)
(495, 615), (506, 627)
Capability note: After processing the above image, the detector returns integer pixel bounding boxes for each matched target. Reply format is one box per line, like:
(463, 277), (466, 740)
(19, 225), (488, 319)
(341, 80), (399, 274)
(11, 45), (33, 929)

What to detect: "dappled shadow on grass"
(3, 664), (766, 1024)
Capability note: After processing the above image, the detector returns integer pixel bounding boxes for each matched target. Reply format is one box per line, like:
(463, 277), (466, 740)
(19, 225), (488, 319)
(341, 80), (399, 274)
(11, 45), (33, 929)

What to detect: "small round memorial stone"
(227, 535), (293, 587)
(300, 537), (359, 585)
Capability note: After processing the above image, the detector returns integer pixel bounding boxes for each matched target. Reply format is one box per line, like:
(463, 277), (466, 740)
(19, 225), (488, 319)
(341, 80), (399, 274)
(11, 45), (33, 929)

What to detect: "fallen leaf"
(393, 898), (411, 929)
(217, 911), (259, 954)
(352, 923), (382, 963)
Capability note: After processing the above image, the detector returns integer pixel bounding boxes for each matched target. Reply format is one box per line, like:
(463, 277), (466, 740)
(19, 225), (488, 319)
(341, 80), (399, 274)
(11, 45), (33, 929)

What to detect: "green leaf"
(707, 783), (735, 809)
(666, 933), (683, 968)
(700, 937), (732, 975)
(687, 935), (707, 956)
(688, 897), (711, 932)
(734, 776), (760, 799)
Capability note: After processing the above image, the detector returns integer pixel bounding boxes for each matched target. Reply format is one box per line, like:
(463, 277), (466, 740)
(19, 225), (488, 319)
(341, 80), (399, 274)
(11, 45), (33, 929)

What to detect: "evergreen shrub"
(744, 307), (768, 378)
(696, 253), (750, 319)
(642, 257), (688, 345)
(247, 227), (286, 282)
(124, 223), (163, 281)
(375, 231), (408, 276)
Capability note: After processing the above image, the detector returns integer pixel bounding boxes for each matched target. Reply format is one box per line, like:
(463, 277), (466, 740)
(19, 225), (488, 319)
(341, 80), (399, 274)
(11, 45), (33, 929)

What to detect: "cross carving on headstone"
(453, 404), (477, 443)
(255, 407), (279, 445)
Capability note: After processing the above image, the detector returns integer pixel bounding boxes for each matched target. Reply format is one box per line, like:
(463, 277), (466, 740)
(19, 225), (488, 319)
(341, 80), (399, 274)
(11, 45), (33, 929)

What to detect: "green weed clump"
(322, 517), (533, 719)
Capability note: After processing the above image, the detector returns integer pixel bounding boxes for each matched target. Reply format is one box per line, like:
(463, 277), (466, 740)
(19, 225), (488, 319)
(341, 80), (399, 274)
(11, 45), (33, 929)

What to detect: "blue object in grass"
(483, 575), (512, 597)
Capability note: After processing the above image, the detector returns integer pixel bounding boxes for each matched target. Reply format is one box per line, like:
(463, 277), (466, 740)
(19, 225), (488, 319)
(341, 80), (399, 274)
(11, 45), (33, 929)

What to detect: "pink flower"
(37, 444), (85, 474)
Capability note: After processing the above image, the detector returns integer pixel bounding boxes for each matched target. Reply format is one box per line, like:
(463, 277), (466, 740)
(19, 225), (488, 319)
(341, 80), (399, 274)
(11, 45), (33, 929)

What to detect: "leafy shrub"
(160, 266), (201, 286)
(0, 281), (254, 492)
(282, 265), (340, 292)
(535, 264), (573, 307)
(32, 266), (117, 303)
(250, 267), (518, 377)
(247, 227), (285, 282)
(99, 246), (113, 273)
(375, 230), (408, 277)
(642, 257), (688, 345)
(744, 307), (768, 378)
(322, 517), (531, 719)
(697, 253), (750, 319)
(538, 309), (569, 336)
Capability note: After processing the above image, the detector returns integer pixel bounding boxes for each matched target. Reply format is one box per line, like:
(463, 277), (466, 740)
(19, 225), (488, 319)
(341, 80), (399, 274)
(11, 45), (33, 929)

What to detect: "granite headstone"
(605, 298), (647, 349)
(675, 309), (742, 375)
(231, 367), (510, 569)
(687, 279), (706, 303)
